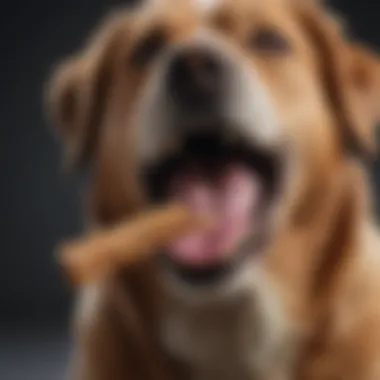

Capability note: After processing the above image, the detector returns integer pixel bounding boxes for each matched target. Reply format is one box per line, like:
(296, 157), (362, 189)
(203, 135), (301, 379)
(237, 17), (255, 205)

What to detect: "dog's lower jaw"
(158, 263), (296, 380)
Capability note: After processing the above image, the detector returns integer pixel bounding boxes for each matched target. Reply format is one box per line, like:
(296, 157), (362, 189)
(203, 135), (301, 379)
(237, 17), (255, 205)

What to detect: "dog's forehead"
(145, 0), (225, 14)
(143, 0), (289, 20)
(194, 0), (223, 13)
(193, 0), (286, 13)
(152, 0), (222, 7)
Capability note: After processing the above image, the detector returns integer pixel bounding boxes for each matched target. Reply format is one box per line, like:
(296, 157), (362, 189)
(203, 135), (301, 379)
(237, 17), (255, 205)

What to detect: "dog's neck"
(159, 289), (292, 380)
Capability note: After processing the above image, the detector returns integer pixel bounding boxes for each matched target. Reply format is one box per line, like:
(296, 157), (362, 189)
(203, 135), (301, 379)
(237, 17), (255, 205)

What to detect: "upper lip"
(143, 126), (283, 203)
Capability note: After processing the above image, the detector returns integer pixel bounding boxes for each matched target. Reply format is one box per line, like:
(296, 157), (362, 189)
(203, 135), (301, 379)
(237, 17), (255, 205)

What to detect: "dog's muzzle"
(136, 37), (284, 288)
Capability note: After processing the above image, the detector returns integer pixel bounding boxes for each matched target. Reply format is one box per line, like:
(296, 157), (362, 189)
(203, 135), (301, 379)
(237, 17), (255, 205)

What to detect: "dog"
(46, 0), (380, 379)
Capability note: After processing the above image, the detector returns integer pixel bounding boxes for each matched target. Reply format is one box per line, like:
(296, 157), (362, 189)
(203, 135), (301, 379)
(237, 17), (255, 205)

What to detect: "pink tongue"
(168, 165), (262, 267)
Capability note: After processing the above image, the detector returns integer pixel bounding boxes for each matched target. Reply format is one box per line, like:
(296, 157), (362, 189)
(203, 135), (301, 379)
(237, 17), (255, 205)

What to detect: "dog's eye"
(249, 28), (290, 54)
(130, 29), (166, 67)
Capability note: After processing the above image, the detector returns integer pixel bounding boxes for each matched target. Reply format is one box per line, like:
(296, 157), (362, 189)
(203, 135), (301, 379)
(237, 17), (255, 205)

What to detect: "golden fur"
(46, 0), (380, 379)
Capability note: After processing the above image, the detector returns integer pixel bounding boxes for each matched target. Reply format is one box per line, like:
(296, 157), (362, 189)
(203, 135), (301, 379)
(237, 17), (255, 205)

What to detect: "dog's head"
(47, 0), (379, 308)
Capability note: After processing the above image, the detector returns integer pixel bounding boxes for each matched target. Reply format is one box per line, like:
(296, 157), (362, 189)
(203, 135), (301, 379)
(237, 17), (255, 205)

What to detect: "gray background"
(0, 0), (379, 379)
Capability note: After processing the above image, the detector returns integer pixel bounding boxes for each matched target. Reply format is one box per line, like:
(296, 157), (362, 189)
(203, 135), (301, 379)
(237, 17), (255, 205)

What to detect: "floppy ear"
(341, 44), (380, 156)
(45, 19), (122, 171)
(299, 4), (380, 159)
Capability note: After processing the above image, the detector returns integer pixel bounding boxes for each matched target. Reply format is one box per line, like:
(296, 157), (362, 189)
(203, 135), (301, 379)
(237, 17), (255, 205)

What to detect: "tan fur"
(46, 0), (380, 379)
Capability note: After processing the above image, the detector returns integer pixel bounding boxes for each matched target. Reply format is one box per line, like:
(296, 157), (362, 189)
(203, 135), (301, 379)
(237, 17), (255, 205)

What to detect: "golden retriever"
(46, 0), (380, 379)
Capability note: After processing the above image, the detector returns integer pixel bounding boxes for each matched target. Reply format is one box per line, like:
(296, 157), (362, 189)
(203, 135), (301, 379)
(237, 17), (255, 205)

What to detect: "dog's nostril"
(167, 47), (222, 111)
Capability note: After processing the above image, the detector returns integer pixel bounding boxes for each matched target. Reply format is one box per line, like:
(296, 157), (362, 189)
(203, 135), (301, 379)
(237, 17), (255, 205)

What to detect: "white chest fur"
(159, 288), (294, 380)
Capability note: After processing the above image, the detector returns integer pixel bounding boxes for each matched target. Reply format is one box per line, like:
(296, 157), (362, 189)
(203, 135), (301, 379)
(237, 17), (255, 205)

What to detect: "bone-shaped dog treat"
(57, 204), (212, 286)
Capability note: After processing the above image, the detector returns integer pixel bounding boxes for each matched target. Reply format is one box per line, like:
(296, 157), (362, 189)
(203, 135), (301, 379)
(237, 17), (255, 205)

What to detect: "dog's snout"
(167, 47), (223, 113)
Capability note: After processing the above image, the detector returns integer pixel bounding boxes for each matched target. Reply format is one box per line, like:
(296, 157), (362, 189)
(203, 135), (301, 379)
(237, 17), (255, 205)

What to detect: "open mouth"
(143, 125), (282, 284)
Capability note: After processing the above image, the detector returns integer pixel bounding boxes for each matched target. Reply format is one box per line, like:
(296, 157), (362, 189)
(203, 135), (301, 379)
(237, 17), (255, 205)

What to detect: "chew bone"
(57, 203), (212, 286)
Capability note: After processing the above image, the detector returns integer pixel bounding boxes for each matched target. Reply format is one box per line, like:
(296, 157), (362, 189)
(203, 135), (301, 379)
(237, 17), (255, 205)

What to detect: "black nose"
(167, 47), (223, 114)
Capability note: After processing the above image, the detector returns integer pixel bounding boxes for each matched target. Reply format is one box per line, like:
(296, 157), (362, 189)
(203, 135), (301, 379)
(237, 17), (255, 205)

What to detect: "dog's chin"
(155, 247), (267, 303)
(143, 124), (283, 293)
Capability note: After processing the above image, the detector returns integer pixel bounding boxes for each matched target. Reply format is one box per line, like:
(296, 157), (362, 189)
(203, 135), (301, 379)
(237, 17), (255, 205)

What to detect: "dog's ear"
(45, 19), (123, 171)
(298, 4), (380, 159)
(341, 44), (380, 156)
